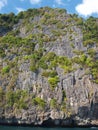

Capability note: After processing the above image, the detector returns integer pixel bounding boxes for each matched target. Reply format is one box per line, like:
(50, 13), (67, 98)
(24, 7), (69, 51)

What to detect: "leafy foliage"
(48, 76), (59, 89)
(2, 66), (10, 73)
(50, 98), (57, 109)
(32, 97), (46, 108)
(5, 90), (28, 109)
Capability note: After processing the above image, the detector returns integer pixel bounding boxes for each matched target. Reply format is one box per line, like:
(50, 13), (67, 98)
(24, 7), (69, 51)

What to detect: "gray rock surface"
(0, 8), (98, 127)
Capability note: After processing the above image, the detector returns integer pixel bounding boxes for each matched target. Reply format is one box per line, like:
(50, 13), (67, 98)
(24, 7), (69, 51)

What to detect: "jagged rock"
(0, 7), (98, 127)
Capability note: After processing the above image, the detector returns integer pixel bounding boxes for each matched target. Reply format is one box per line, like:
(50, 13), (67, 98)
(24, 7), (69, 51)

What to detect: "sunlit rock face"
(0, 7), (98, 126)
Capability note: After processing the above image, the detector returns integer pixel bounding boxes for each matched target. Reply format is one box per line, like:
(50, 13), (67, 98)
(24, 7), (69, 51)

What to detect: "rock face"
(0, 7), (98, 126)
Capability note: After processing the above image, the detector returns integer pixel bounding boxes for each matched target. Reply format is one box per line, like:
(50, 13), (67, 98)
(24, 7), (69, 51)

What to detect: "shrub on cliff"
(32, 97), (46, 109)
(48, 76), (59, 89)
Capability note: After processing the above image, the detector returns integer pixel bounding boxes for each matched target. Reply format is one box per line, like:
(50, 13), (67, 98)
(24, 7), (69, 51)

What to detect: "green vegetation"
(30, 65), (37, 72)
(83, 39), (95, 47)
(0, 89), (28, 109)
(2, 66), (10, 73)
(50, 98), (57, 109)
(48, 76), (59, 89)
(0, 34), (36, 49)
(83, 17), (98, 47)
(0, 13), (18, 31)
(0, 87), (5, 106)
(6, 90), (28, 109)
(71, 16), (98, 83)
(32, 97), (46, 108)
(73, 52), (98, 83)
(42, 70), (57, 78)
(57, 56), (73, 73)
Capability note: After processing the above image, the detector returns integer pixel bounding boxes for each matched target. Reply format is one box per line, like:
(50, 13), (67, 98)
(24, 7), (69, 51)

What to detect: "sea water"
(0, 126), (97, 130)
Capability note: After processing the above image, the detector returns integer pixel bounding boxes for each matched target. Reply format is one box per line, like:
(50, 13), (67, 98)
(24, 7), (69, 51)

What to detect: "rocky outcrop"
(0, 7), (98, 127)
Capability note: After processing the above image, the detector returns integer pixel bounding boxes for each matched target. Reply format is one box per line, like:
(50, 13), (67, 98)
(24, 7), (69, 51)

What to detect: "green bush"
(42, 70), (58, 78)
(80, 54), (87, 65)
(58, 56), (72, 66)
(87, 49), (96, 57)
(48, 76), (59, 89)
(61, 65), (73, 73)
(6, 90), (28, 109)
(42, 71), (50, 77)
(18, 99), (27, 109)
(30, 65), (37, 72)
(38, 59), (48, 69)
(45, 52), (56, 62)
(0, 49), (6, 58)
(48, 70), (58, 77)
(51, 30), (62, 36)
(2, 66), (10, 73)
(83, 39), (95, 46)
(70, 43), (75, 48)
(32, 97), (46, 108)
(76, 18), (83, 25)
(6, 91), (15, 107)
(48, 60), (57, 69)
(50, 99), (57, 108)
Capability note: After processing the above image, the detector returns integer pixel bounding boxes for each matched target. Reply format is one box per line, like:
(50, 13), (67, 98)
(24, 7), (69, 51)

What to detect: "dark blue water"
(0, 126), (97, 130)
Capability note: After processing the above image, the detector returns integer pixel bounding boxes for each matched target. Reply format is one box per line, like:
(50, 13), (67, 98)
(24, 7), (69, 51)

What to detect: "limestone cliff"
(0, 7), (98, 126)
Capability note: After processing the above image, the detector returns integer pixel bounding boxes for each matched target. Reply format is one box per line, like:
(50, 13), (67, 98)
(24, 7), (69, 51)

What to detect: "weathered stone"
(0, 7), (98, 127)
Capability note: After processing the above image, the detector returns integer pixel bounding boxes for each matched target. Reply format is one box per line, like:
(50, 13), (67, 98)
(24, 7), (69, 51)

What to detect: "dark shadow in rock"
(77, 103), (98, 120)
(42, 117), (75, 127)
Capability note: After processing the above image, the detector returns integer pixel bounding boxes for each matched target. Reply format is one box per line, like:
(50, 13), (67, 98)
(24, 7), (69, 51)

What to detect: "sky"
(0, 0), (98, 18)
